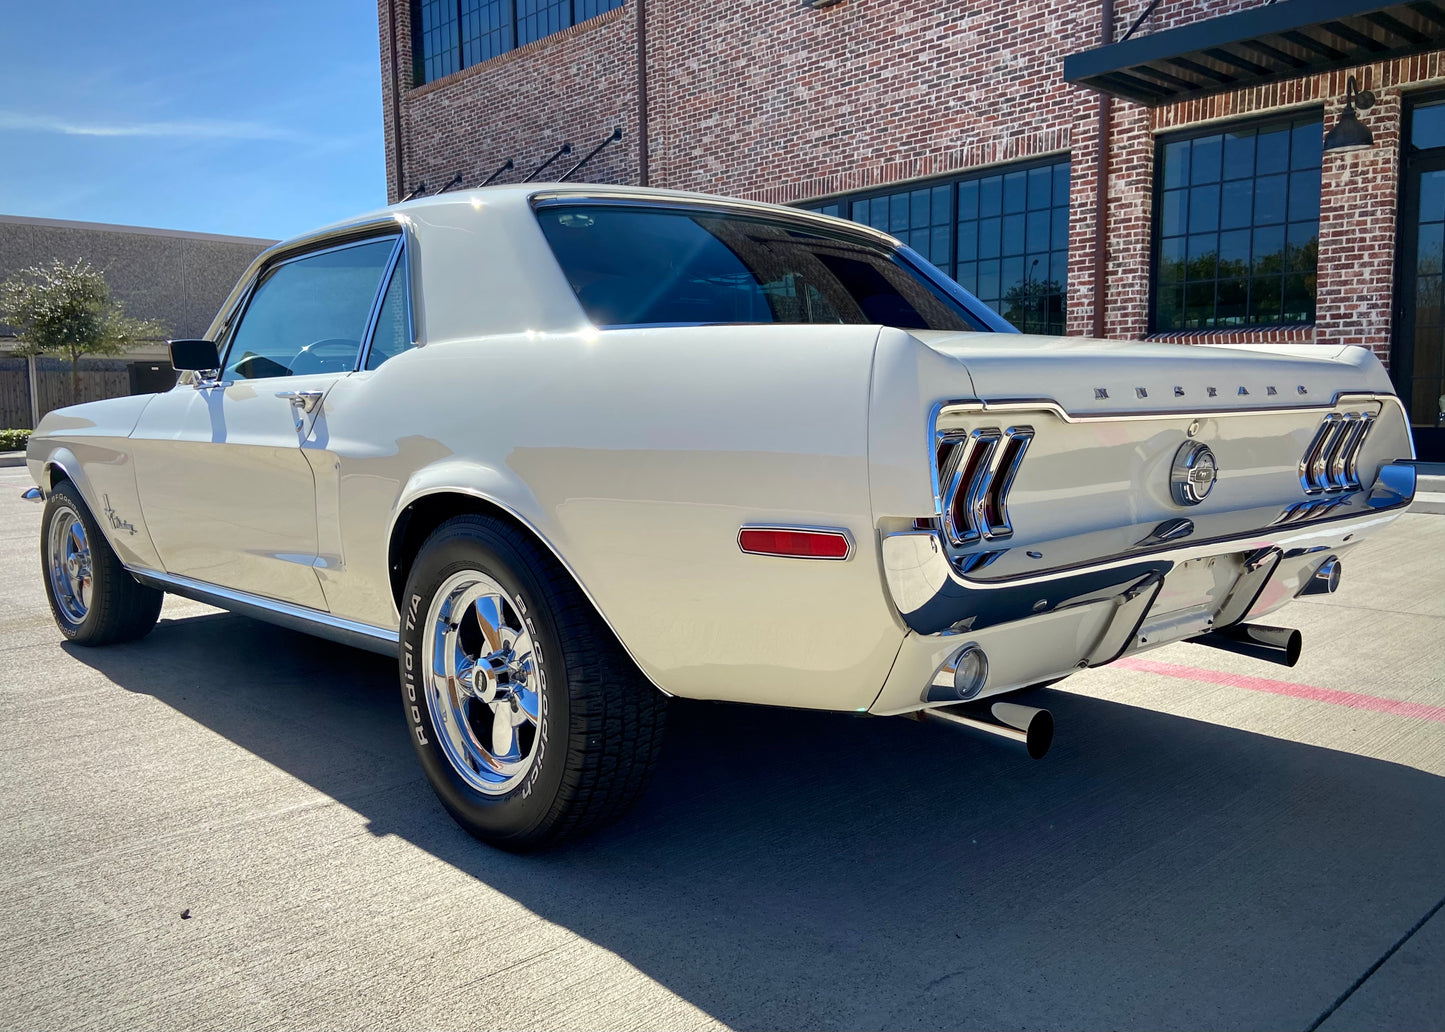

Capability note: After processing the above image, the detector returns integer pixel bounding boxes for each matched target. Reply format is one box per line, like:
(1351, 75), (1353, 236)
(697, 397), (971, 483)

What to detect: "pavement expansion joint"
(1304, 893), (1445, 1032)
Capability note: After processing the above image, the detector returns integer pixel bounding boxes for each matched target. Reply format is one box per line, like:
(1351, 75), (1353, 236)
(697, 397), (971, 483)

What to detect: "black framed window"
(804, 157), (1070, 335)
(413, 0), (623, 84)
(1153, 113), (1322, 331)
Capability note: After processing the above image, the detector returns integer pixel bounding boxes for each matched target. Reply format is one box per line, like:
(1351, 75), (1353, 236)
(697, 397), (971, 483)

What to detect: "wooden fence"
(0, 357), (135, 431)
(0, 359), (26, 430)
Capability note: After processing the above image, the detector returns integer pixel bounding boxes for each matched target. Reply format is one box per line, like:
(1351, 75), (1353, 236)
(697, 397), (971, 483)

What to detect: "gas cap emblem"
(1170, 441), (1218, 505)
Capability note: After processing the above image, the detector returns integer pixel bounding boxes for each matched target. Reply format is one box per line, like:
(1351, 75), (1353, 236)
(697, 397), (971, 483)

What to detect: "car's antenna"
(480, 158), (515, 187)
(400, 181), (429, 202)
(560, 128), (624, 181)
(436, 170), (465, 193)
(521, 143), (572, 183)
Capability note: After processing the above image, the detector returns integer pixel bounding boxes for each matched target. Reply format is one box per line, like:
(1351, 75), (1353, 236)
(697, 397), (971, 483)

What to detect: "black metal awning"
(1063, 0), (1445, 105)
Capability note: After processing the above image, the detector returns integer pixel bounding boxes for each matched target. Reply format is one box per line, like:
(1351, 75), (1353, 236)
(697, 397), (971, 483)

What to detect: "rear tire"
(399, 515), (668, 850)
(40, 481), (163, 646)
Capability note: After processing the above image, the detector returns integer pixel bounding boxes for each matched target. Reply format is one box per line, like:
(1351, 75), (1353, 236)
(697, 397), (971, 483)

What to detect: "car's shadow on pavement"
(71, 610), (1445, 1031)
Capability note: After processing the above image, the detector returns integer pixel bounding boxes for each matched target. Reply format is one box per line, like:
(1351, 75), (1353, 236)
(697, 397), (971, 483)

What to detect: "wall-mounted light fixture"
(1323, 75), (1376, 153)
(799, 0), (844, 8)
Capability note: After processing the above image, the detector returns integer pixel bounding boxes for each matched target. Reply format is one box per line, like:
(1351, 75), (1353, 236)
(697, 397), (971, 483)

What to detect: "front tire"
(40, 481), (163, 645)
(399, 515), (667, 850)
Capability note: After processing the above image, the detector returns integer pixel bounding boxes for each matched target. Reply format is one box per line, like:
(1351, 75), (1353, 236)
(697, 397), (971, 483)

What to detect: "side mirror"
(169, 339), (220, 373)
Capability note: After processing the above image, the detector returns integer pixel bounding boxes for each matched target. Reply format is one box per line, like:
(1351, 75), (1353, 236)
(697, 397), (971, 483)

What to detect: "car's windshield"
(536, 204), (988, 331)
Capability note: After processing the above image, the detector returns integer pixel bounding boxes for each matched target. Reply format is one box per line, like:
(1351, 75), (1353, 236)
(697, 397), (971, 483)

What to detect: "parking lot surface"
(1, 463), (1442, 1031)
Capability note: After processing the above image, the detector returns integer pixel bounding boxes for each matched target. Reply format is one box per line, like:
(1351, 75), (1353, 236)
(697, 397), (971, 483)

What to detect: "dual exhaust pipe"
(1186, 556), (1339, 668)
(912, 556), (1337, 757)
(917, 701), (1055, 760)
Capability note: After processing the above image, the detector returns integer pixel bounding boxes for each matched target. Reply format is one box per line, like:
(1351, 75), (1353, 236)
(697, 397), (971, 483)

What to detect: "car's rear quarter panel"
(319, 322), (907, 711)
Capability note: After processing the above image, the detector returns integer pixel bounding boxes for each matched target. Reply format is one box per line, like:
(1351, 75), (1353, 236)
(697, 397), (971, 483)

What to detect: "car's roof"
(304, 181), (899, 250)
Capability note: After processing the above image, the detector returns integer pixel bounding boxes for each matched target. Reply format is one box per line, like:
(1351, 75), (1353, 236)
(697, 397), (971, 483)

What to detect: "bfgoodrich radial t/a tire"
(40, 480), (163, 646)
(399, 515), (668, 850)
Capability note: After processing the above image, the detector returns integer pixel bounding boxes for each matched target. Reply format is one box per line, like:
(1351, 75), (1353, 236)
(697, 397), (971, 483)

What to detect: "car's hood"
(909, 331), (1397, 414)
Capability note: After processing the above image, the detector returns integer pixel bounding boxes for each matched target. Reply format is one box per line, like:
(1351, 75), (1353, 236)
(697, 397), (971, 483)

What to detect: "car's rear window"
(536, 204), (986, 331)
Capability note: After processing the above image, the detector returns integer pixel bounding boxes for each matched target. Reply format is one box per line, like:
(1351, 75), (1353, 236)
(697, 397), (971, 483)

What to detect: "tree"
(0, 258), (165, 406)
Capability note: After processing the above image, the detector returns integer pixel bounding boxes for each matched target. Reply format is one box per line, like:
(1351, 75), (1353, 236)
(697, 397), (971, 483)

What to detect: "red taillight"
(738, 527), (851, 560)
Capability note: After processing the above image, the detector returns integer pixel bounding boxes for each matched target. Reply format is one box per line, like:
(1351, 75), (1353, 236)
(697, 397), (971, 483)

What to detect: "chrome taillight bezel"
(936, 424), (1033, 546)
(1299, 411), (1375, 494)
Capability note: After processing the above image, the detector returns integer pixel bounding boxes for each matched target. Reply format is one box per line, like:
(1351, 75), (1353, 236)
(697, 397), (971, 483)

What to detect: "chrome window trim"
(210, 219), (405, 379)
(530, 191), (904, 250)
(357, 235), (415, 371)
(531, 196), (996, 333)
(218, 233), (403, 379)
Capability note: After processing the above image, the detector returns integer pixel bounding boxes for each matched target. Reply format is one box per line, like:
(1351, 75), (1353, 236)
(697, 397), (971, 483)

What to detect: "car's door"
(130, 233), (401, 609)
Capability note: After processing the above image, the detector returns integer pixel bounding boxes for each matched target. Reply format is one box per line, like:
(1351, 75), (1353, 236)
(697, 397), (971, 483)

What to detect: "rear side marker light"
(738, 527), (852, 560)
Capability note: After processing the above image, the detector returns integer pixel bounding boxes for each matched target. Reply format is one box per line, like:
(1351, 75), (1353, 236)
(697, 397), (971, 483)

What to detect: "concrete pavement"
(0, 464), (1441, 1031)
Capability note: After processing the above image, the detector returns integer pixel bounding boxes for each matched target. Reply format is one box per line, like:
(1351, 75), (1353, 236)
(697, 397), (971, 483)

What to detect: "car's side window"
(364, 257), (414, 370)
(221, 236), (399, 380)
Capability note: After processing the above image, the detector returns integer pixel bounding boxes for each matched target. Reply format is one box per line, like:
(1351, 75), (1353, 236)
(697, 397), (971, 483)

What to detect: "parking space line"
(1115, 656), (1445, 724)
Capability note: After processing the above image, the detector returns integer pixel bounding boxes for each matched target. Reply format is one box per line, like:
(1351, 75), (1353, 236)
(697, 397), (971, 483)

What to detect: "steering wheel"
(289, 338), (360, 375)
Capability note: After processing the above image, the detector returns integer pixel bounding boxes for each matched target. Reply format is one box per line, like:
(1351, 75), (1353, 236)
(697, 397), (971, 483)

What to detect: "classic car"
(24, 184), (1417, 848)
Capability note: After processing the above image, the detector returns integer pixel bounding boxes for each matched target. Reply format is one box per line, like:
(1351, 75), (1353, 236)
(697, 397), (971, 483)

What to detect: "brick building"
(378, 0), (1445, 458)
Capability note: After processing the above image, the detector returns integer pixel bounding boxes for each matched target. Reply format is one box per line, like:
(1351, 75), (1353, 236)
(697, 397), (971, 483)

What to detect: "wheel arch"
(385, 485), (671, 697)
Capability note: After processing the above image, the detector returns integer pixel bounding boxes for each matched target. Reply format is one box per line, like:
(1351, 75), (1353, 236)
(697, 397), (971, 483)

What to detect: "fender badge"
(102, 494), (137, 536)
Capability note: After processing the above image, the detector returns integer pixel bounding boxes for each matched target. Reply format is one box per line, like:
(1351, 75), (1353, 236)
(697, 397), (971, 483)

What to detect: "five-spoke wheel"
(426, 572), (545, 795)
(46, 504), (93, 624)
(400, 514), (668, 849)
(39, 480), (163, 645)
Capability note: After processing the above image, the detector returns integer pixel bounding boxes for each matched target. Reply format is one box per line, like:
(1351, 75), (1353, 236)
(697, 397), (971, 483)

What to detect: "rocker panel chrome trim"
(126, 567), (400, 657)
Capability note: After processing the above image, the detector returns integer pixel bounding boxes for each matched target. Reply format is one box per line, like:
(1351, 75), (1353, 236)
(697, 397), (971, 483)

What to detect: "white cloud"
(0, 112), (297, 141)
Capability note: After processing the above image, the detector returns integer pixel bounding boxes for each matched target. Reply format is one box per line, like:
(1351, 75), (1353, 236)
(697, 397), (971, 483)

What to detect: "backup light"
(952, 645), (988, 700)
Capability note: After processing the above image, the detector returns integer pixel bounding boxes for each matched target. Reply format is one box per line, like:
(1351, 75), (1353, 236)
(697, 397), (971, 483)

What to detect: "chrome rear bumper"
(870, 463), (1414, 716)
(881, 462), (1416, 637)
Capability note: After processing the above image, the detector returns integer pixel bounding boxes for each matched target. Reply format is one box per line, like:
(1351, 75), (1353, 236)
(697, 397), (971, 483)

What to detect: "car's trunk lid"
(909, 331), (1395, 413)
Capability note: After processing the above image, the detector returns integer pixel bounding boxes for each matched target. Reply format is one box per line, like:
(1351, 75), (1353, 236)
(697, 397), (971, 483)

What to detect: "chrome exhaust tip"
(1299, 556), (1341, 595)
(1191, 623), (1303, 667)
(918, 701), (1055, 759)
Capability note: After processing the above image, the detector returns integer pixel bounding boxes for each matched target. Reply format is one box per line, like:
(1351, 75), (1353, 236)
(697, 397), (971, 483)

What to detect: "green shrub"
(0, 429), (31, 451)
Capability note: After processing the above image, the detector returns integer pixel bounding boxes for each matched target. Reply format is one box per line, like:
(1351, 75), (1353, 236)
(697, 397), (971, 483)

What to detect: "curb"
(0, 452), (27, 469)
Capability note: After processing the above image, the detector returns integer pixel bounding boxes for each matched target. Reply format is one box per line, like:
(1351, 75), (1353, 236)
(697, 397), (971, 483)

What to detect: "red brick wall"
(378, 0), (1445, 366)
(381, 3), (639, 202)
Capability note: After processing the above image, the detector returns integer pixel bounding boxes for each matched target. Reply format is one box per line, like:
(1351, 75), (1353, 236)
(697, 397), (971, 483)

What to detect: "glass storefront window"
(1154, 114), (1323, 330)
(804, 158), (1070, 335)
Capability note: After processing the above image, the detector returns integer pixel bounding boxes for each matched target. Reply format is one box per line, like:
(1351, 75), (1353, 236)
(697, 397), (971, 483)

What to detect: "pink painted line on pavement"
(1114, 656), (1445, 724)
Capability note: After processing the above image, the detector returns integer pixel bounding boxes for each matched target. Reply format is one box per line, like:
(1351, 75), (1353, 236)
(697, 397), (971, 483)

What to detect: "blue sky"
(0, 0), (385, 241)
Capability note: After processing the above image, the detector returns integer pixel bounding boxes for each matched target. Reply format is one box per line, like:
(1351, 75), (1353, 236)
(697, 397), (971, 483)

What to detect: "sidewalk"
(0, 451), (24, 469)
(1414, 462), (1445, 514)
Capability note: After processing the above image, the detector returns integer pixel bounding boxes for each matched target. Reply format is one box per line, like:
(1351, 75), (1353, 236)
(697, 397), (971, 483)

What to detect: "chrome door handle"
(276, 390), (324, 430)
(276, 390), (323, 413)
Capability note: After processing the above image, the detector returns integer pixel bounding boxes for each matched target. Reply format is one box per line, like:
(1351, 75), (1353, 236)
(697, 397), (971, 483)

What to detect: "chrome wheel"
(46, 504), (93, 624)
(425, 570), (544, 795)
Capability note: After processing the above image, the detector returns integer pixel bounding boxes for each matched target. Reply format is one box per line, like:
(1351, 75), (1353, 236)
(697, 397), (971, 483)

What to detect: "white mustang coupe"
(24, 185), (1416, 848)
